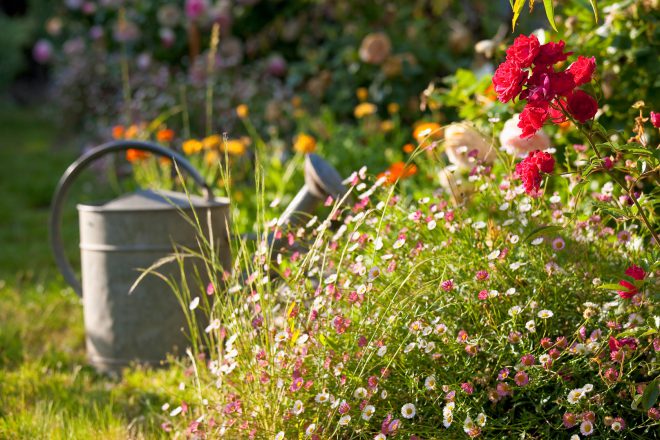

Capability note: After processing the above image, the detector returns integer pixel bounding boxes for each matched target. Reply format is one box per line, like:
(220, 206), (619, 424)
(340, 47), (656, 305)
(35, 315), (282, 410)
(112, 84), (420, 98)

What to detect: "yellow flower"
(354, 102), (377, 119)
(222, 139), (247, 156)
(413, 122), (442, 143)
(236, 104), (249, 119)
(380, 120), (394, 132)
(291, 96), (302, 108)
(356, 87), (369, 102)
(182, 139), (202, 155)
(293, 133), (316, 154)
(202, 135), (222, 150)
(387, 102), (400, 114)
(204, 149), (220, 165)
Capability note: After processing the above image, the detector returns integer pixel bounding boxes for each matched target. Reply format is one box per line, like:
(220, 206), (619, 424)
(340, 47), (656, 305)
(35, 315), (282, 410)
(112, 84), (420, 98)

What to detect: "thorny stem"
(555, 102), (659, 246)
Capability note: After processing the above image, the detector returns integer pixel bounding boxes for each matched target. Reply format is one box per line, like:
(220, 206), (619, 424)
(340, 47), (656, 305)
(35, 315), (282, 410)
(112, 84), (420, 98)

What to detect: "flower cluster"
(492, 34), (598, 138)
(515, 150), (555, 195)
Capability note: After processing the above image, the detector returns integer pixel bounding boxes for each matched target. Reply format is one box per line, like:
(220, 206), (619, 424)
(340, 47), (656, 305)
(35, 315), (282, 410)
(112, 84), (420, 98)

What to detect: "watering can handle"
(49, 140), (213, 296)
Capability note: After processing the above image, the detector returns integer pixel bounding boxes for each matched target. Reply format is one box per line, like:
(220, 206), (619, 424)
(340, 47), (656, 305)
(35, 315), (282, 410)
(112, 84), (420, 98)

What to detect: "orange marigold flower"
(204, 150), (220, 165)
(112, 125), (125, 140)
(377, 161), (418, 185)
(387, 103), (400, 114)
(356, 87), (369, 102)
(126, 149), (149, 163)
(293, 133), (317, 154)
(402, 143), (415, 154)
(413, 122), (442, 143)
(156, 128), (175, 143)
(124, 124), (140, 140)
(236, 104), (249, 119)
(354, 102), (377, 119)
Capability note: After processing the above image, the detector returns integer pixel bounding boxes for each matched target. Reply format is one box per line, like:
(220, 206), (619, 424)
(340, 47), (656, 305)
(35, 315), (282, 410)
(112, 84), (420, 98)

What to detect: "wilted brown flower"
(359, 32), (392, 65)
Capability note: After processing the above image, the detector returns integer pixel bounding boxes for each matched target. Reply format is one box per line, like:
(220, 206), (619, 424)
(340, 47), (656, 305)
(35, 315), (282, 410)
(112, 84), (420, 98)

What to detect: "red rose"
(492, 60), (527, 103)
(567, 56), (596, 86)
(549, 100), (568, 123)
(566, 90), (598, 123)
(617, 280), (638, 299)
(609, 336), (637, 352)
(625, 264), (646, 280)
(651, 111), (660, 128)
(549, 71), (575, 97)
(518, 103), (549, 138)
(534, 41), (570, 66)
(506, 34), (540, 68)
(515, 150), (554, 194)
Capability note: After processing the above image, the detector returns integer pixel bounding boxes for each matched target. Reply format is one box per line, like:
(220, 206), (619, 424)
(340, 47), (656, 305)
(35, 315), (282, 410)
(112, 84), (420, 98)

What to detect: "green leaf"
(597, 283), (624, 291)
(542, 0), (558, 31)
(589, 0), (599, 22)
(512, 0), (526, 31)
(524, 225), (562, 243)
(641, 378), (659, 411)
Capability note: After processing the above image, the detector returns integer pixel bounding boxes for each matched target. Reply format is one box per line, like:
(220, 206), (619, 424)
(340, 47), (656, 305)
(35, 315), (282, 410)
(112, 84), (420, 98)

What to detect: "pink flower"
(651, 111), (660, 128)
(500, 114), (551, 155)
(33, 39), (53, 64)
(625, 264), (646, 280)
(441, 279), (454, 292)
(185, 0), (208, 20)
(514, 371), (529, 386)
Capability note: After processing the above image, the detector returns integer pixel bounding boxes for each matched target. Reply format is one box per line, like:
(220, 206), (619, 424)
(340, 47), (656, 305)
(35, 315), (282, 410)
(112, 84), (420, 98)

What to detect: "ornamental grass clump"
(156, 139), (658, 438)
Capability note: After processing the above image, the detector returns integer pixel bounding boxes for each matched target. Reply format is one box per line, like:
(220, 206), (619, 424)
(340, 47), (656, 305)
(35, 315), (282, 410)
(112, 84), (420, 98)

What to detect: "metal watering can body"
(50, 141), (231, 374)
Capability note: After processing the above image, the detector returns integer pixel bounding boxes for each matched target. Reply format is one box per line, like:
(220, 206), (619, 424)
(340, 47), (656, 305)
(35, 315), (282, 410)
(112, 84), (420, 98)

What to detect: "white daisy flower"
(424, 375), (436, 390)
(274, 432), (285, 440)
(580, 420), (594, 436)
(476, 412), (487, 427)
(354, 387), (368, 399)
(525, 320), (536, 333)
(401, 403), (416, 419)
(305, 424), (316, 436)
(567, 388), (584, 404)
(338, 415), (351, 426)
(508, 306), (522, 317)
(537, 309), (554, 319)
(581, 383), (594, 393)
(377, 345), (387, 357)
(362, 405), (375, 421)
(315, 392), (330, 403)
(292, 400), (304, 415)
(374, 434), (387, 440)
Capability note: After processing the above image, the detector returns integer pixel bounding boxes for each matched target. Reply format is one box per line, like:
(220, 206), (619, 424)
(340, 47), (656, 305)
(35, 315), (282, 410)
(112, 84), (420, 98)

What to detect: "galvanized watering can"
(50, 141), (231, 374)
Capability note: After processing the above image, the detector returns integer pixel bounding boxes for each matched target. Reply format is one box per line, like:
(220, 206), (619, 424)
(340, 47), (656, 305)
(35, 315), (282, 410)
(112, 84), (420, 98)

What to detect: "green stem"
(558, 103), (659, 246)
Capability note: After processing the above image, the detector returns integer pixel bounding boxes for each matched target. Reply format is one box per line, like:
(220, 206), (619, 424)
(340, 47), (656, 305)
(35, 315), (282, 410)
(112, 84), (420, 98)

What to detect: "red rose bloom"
(625, 264), (646, 280)
(566, 90), (598, 123)
(506, 34), (540, 68)
(534, 41), (570, 65)
(549, 100), (568, 123)
(617, 280), (638, 299)
(549, 71), (575, 97)
(518, 103), (549, 138)
(492, 60), (527, 103)
(515, 150), (554, 194)
(567, 56), (596, 86)
(651, 111), (660, 128)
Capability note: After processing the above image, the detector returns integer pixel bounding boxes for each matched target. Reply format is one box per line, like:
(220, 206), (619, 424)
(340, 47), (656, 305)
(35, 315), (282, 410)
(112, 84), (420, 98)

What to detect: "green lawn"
(0, 102), (182, 439)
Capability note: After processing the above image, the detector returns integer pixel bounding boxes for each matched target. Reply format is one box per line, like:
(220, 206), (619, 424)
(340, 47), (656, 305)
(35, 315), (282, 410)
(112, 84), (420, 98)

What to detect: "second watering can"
(50, 141), (231, 374)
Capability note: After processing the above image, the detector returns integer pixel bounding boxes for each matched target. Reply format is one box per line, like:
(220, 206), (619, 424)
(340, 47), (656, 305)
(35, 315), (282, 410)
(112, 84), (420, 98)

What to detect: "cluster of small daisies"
(164, 158), (656, 439)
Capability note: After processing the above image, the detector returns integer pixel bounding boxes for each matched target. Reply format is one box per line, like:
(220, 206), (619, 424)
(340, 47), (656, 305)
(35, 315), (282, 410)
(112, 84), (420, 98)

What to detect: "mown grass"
(0, 102), (183, 439)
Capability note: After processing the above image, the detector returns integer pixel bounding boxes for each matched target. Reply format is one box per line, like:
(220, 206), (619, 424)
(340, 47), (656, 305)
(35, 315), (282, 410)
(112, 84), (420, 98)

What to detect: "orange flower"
(124, 124), (140, 140)
(356, 87), (369, 102)
(222, 139), (247, 156)
(354, 102), (377, 119)
(402, 143), (415, 154)
(182, 139), (203, 155)
(126, 149), (150, 163)
(236, 104), (249, 119)
(112, 125), (125, 140)
(293, 133), (317, 154)
(377, 161), (418, 185)
(413, 122), (442, 143)
(156, 128), (175, 142)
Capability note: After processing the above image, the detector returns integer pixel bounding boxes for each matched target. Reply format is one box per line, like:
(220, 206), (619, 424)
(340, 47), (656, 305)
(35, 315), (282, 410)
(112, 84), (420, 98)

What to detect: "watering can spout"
(277, 153), (350, 228)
